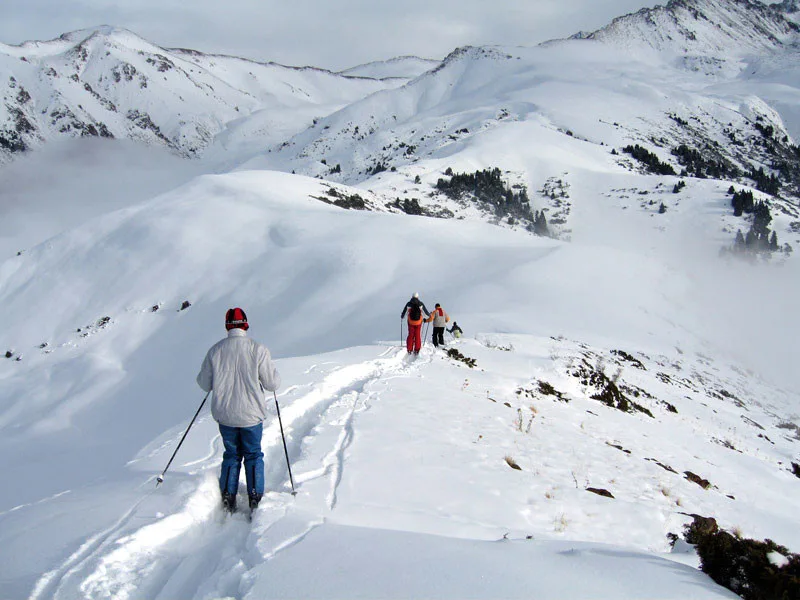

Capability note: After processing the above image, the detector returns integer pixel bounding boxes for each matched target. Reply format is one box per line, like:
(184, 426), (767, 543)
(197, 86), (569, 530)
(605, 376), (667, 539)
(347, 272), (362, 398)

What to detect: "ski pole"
(156, 390), (210, 487)
(423, 321), (430, 346)
(274, 391), (297, 496)
(400, 318), (404, 348)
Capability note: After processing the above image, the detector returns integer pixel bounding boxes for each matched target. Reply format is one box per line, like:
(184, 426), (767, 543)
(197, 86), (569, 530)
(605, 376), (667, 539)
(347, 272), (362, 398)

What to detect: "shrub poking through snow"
(571, 361), (653, 417)
(504, 455), (522, 470)
(683, 515), (800, 600)
(446, 348), (477, 368)
(513, 407), (534, 433)
(320, 187), (368, 210)
(4, 350), (12, 359)
(537, 380), (568, 402)
(791, 462), (800, 479)
(611, 349), (646, 370)
(180, 300), (191, 311)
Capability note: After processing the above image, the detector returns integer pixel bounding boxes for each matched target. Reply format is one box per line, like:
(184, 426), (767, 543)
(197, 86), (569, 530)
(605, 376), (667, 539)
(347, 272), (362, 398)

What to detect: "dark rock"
(645, 458), (677, 473)
(685, 471), (712, 489)
(684, 514), (719, 544)
(606, 442), (631, 454)
(586, 487), (614, 498)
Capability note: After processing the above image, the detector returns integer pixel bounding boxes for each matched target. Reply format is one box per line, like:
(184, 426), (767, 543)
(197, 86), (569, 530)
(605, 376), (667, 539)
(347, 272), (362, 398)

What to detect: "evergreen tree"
(734, 230), (746, 253)
(752, 201), (772, 236)
(533, 211), (549, 236)
(770, 231), (779, 252)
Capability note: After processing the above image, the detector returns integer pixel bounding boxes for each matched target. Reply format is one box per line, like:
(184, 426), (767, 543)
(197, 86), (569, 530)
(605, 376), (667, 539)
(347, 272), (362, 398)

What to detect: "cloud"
(2, 0), (662, 69)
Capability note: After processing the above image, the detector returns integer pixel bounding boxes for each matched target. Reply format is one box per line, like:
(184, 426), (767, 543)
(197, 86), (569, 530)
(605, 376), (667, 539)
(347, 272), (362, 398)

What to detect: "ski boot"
(248, 493), (262, 510)
(221, 492), (237, 514)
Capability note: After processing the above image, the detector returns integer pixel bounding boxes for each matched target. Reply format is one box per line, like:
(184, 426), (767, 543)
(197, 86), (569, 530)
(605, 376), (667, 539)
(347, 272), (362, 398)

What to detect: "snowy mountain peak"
(582, 0), (800, 58)
(2, 26), (155, 59)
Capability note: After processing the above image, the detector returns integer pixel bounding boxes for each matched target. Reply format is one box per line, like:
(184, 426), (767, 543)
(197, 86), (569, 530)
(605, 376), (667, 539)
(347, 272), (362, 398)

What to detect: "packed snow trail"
(31, 344), (423, 600)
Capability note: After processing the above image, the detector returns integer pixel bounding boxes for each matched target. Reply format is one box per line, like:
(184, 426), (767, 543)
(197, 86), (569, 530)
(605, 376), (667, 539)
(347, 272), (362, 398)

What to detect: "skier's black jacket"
(401, 297), (430, 322)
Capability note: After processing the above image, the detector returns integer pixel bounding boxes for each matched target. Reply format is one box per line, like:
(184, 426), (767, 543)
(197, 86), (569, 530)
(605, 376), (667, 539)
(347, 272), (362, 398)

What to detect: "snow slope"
(1, 2), (800, 598)
(0, 169), (797, 599)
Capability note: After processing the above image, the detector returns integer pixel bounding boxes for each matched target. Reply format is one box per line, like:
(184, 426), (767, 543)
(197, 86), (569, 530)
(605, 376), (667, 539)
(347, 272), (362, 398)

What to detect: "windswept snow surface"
(0, 169), (796, 599)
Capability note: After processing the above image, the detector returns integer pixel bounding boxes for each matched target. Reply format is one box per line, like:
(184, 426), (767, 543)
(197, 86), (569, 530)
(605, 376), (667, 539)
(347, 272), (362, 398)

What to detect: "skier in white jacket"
(197, 307), (281, 513)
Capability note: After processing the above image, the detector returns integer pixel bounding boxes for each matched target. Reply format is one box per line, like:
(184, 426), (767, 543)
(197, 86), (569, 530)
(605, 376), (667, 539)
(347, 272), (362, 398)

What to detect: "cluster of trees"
(746, 166), (781, 196)
(731, 228), (779, 254)
(436, 167), (537, 224)
(622, 145), (676, 175)
(621, 138), (790, 199)
(0, 130), (26, 152)
(671, 144), (739, 180)
(531, 210), (549, 236)
(730, 187), (755, 217)
(727, 187), (781, 256)
(754, 121), (774, 138)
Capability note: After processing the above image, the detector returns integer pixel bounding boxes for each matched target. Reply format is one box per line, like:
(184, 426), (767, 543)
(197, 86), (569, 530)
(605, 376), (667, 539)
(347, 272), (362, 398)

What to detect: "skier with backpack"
(425, 303), (451, 347)
(401, 293), (430, 355)
(197, 308), (281, 514)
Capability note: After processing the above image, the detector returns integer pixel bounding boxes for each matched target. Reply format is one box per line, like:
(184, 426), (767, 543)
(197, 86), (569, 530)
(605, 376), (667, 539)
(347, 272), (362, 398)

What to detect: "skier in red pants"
(401, 293), (430, 355)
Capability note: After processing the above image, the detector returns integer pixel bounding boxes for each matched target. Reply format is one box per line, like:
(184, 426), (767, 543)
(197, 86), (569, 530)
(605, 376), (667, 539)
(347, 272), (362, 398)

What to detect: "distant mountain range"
(2, 0), (799, 170)
(0, 26), (419, 159)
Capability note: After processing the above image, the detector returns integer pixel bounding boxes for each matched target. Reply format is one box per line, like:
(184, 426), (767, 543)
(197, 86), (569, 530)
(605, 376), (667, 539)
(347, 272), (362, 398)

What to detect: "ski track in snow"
(32, 345), (423, 600)
(0, 489), (72, 519)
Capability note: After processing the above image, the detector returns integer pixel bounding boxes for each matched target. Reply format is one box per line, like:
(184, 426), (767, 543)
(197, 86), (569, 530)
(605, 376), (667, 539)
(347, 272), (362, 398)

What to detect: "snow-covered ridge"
(338, 55), (441, 80)
(578, 0), (800, 58)
(0, 26), (395, 159)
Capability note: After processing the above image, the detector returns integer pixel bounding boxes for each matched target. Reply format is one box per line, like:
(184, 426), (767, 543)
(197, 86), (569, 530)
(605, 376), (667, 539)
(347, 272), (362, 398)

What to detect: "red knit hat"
(225, 307), (249, 331)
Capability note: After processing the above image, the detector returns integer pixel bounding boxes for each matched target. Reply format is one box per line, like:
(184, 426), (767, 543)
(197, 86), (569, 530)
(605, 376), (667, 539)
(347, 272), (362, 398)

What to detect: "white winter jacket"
(196, 328), (281, 427)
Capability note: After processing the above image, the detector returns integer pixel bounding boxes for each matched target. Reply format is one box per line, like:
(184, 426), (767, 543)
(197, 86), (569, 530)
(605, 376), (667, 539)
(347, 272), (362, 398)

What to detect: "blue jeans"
(218, 422), (264, 497)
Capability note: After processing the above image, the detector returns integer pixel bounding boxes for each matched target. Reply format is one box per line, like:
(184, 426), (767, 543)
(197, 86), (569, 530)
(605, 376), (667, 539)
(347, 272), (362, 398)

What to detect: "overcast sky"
(1, 1), (665, 70)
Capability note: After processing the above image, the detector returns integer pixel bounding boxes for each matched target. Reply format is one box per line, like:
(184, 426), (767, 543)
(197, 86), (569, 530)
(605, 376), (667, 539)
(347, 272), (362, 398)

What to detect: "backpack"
(408, 303), (421, 321)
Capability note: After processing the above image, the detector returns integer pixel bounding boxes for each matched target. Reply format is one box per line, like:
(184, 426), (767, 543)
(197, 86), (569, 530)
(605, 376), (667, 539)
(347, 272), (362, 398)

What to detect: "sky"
(0, 0), (665, 70)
